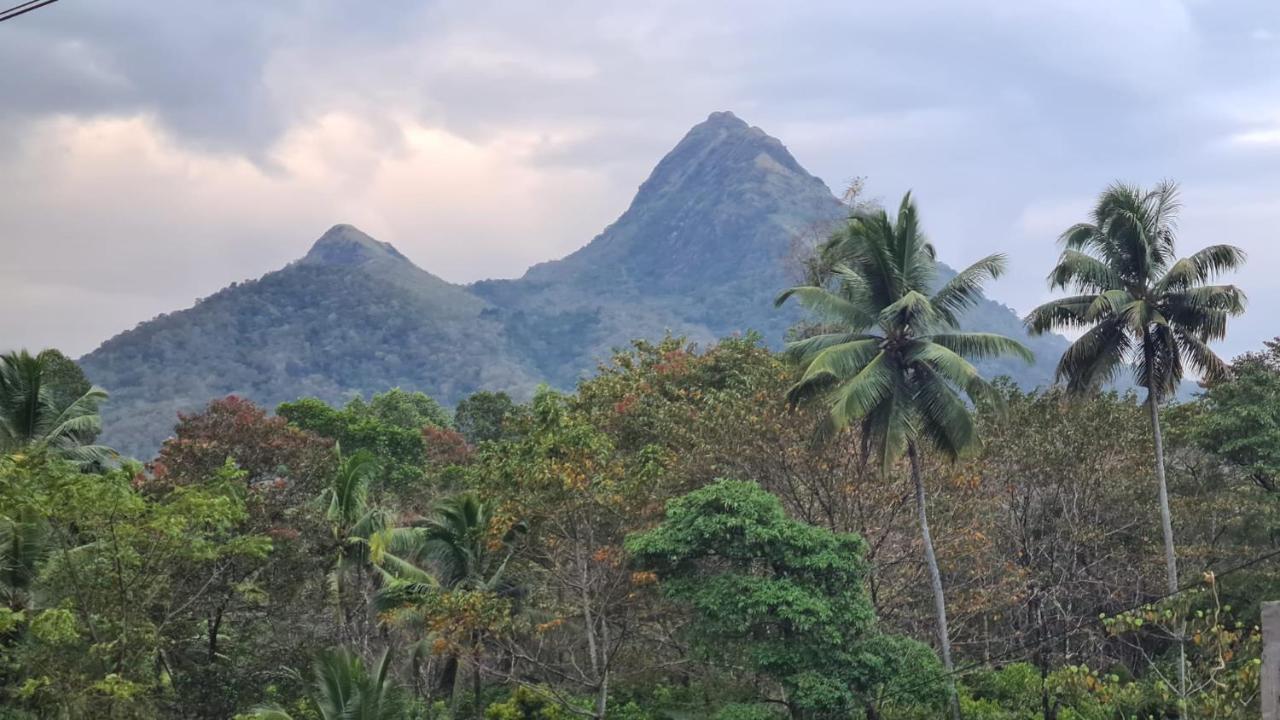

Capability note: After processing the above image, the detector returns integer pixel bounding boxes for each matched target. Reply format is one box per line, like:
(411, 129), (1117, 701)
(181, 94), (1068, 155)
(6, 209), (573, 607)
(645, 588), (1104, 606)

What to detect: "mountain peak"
(507, 111), (843, 294)
(302, 224), (410, 267)
(634, 111), (821, 204)
(701, 110), (749, 130)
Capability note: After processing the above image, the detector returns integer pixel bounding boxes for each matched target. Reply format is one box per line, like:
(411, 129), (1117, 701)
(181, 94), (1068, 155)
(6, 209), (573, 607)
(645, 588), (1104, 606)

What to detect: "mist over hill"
(80, 112), (1068, 458)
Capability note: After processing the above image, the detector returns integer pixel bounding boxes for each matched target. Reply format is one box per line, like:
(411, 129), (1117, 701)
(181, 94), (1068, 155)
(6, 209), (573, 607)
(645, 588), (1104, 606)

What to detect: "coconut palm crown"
(0, 350), (114, 466)
(1025, 180), (1246, 396)
(778, 192), (1033, 473)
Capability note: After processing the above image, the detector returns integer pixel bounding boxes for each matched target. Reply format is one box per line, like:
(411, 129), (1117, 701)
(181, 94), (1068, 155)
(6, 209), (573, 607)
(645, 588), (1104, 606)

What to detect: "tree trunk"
(907, 443), (959, 720)
(1147, 387), (1187, 705)
(208, 606), (223, 662)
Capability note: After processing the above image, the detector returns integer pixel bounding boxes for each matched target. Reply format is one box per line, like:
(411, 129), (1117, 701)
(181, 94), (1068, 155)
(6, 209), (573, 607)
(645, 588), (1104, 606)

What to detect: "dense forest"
(2, 184), (1271, 720)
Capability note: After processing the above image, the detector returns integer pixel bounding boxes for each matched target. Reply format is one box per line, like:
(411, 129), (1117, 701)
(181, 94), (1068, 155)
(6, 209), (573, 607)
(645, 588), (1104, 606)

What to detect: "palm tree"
(413, 493), (525, 592)
(249, 647), (402, 720)
(777, 192), (1031, 713)
(0, 508), (50, 612)
(1025, 180), (1246, 699)
(375, 493), (526, 716)
(0, 350), (114, 466)
(321, 447), (389, 648)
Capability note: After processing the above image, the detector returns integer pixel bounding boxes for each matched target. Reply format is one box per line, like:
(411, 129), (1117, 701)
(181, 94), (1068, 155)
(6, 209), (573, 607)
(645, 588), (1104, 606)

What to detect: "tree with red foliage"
(422, 425), (472, 470)
(151, 395), (334, 505)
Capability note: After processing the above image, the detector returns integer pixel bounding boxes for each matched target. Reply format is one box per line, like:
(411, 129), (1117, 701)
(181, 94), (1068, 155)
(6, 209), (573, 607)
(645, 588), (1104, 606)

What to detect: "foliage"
(1101, 576), (1261, 717)
(279, 389), (453, 492)
(0, 452), (271, 718)
(628, 479), (946, 718)
(1025, 180), (1245, 398)
(245, 647), (408, 720)
(0, 349), (115, 466)
(778, 192), (1031, 471)
(454, 392), (522, 446)
(484, 686), (575, 720)
(153, 395), (333, 499)
(7, 327), (1278, 719)
(1171, 338), (1280, 491)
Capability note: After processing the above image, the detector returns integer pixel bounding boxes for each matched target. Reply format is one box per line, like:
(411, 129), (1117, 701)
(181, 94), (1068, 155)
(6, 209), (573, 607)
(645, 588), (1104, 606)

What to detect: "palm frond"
(1025, 295), (1103, 335)
(782, 332), (875, 365)
(912, 365), (978, 461)
(792, 339), (883, 388)
(826, 352), (896, 430)
(878, 290), (941, 332)
(927, 332), (1033, 364)
(1047, 250), (1122, 293)
(774, 286), (876, 330)
(1056, 319), (1133, 393)
(1174, 328), (1230, 384)
(1155, 245), (1246, 292)
(931, 253), (1007, 326)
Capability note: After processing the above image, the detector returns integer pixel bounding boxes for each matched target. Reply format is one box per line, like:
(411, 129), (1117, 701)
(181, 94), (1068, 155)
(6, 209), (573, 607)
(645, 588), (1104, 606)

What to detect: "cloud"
(0, 112), (621, 355)
(2, 0), (1279, 362)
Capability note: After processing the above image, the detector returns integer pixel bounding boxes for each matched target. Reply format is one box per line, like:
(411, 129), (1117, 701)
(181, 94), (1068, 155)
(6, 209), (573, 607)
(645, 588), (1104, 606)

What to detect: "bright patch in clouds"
(2, 112), (623, 355)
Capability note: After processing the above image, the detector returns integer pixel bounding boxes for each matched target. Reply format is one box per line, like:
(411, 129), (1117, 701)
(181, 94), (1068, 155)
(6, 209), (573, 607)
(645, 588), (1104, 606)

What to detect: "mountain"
(471, 110), (845, 386)
(81, 225), (541, 456)
(81, 111), (1069, 458)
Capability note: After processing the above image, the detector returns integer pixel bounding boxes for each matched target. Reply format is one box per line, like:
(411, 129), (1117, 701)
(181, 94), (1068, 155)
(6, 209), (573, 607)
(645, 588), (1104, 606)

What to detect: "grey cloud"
(2, 0), (1280, 360)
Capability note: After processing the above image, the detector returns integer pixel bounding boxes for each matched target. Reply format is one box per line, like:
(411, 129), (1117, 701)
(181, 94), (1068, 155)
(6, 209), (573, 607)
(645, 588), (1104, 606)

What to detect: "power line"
(0, 0), (59, 23)
(883, 545), (1280, 707)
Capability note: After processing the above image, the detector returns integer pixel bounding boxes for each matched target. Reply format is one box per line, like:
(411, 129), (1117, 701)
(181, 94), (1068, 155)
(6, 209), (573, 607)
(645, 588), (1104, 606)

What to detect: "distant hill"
(81, 111), (1069, 458)
(80, 226), (542, 456)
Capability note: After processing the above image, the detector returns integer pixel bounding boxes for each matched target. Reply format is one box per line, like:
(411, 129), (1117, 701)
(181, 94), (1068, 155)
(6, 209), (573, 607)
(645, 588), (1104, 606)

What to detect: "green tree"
(278, 390), (450, 492)
(1172, 338), (1280, 492)
(321, 447), (389, 650)
(454, 391), (520, 445)
(365, 388), (452, 432)
(1025, 181), (1247, 699)
(627, 479), (945, 720)
(409, 494), (524, 592)
(0, 453), (271, 718)
(0, 350), (114, 467)
(776, 192), (1031, 703)
(247, 647), (403, 720)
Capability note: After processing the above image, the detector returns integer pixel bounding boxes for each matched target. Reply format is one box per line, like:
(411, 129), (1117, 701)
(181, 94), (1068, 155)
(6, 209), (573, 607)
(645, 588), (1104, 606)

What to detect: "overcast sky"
(3, 0), (1278, 360)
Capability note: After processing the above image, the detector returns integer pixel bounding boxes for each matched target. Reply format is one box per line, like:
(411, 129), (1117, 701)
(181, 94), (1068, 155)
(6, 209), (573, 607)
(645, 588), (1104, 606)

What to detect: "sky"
(3, 0), (1279, 360)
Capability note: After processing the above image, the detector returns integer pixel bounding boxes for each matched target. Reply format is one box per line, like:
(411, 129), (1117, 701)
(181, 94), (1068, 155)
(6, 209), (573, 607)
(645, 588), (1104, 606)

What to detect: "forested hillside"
(80, 112), (1069, 458)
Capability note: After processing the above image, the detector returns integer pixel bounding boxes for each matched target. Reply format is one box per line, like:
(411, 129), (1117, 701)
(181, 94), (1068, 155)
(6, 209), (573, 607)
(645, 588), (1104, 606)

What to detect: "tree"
(364, 388), (453, 432)
(278, 390), (448, 492)
(0, 507), (49, 613)
(0, 453), (271, 718)
(0, 350), (114, 467)
(454, 391), (520, 445)
(1172, 338), (1280, 492)
(1025, 181), (1247, 699)
(148, 397), (335, 718)
(627, 479), (945, 720)
(247, 647), (404, 720)
(376, 493), (526, 716)
(776, 192), (1031, 709)
(468, 388), (661, 720)
(322, 448), (389, 651)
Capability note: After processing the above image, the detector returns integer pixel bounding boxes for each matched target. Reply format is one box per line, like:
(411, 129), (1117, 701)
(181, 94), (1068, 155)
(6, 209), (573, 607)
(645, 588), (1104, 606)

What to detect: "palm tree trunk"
(907, 442), (959, 720)
(1147, 388), (1187, 704)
